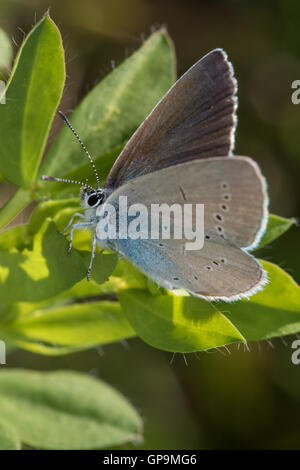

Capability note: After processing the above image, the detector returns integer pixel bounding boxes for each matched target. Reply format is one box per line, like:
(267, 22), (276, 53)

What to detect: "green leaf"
(0, 273), (135, 355)
(0, 369), (143, 449)
(58, 277), (114, 299)
(0, 223), (28, 250)
(27, 197), (94, 252)
(0, 220), (86, 302)
(39, 29), (175, 193)
(0, 196), (80, 251)
(221, 260), (300, 341)
(256, 214), (294, 249)
(91, 258), (148, 296)
(28, 199), (95, 252)
(0, 14), (65, 187)
(28, 197), (80, 235)
(0, 27), (12, 71)
(0, 420), (20, 450)
(80, 251), (118, 285)
(66, 259), (147, 298)
(119, 290), (245, 352)
(3, 300), (135, 355)
(119, 260), (300, 351)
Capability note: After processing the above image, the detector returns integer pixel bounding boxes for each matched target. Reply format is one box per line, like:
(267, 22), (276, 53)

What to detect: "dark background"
(0, 0), (300, 449)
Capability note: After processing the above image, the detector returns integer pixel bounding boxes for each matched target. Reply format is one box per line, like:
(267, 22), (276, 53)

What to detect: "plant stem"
(0, 187), (32, 230)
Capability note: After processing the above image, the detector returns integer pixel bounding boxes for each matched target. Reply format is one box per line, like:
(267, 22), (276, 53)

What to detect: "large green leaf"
(119, 289), (245, 352)
(0, 257), (135, 355)
(0, 14), (65, 187)
(39, 29), (175, 193)
(0, 220), (87, 302)
(256, 214), (294, 249)
(2, 300), (135, 355)
(119, 260), (300, 352)
(0, 420), (20, 450)
(0, 27), (12, 71)
(0, 370), (143, 449)
(221, 260), (300, 340)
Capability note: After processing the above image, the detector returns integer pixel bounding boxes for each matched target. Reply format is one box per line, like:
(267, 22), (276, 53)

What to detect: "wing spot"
(214, 213), (224, 222)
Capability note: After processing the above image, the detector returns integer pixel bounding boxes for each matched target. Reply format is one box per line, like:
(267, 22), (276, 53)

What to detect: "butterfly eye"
(87, 194), (100, 207)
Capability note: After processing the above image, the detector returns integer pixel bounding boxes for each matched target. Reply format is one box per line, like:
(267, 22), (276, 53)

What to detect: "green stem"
(0, 187), (32, 230)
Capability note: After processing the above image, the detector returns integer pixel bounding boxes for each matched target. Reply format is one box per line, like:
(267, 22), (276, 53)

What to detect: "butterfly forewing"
(105, 49), (237, 191)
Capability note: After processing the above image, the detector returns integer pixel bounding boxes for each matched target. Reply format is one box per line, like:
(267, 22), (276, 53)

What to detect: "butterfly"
(42, 48), (268, 302)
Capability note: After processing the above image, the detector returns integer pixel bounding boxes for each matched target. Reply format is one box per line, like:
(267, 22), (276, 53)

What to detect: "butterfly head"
(80, 185), (105, 209)
(41, 174), (105, 208)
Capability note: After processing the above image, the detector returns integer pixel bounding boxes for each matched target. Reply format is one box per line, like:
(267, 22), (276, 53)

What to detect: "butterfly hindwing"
(110, 236), (266, 301)
(98, 157), (268, 300)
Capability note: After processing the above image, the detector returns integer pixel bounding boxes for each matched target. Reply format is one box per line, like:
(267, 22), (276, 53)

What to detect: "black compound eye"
(87, 194), (100, 207)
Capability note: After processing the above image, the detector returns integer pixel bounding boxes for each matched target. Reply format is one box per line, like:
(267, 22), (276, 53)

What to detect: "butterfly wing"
(105, 49), (237, 191)
(109, 235), (266, 301)
(98, 157), (268, 300)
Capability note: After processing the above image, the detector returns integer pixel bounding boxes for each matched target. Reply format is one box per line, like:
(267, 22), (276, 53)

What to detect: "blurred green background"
(0, 0), (300, 449)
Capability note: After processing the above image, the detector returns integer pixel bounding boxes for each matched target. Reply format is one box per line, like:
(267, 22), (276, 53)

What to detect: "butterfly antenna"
(41, 175), (95, 192)
(58, 111), (101, 192)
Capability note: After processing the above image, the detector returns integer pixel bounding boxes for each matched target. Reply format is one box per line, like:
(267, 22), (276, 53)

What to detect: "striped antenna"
(58, 111), (101, 192)
(41, 175), (95, 192)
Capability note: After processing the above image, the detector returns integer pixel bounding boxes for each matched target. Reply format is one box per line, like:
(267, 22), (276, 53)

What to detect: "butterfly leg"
(65, 222), (94, 253)
(87, 231), (97, 281)
(61, 212), (85, 235)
